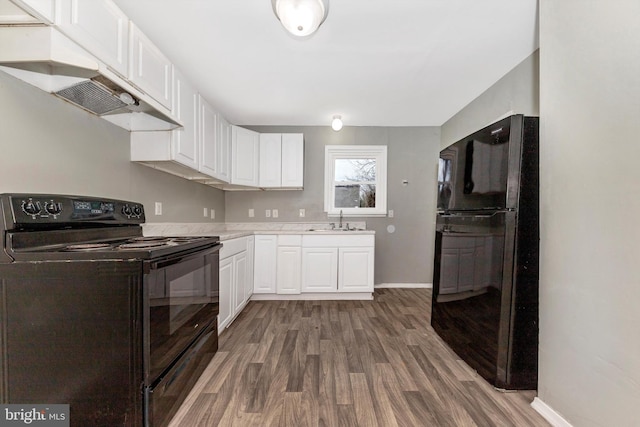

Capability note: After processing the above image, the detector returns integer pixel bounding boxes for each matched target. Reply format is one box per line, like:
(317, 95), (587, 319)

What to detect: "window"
(324, 145), (387, 216)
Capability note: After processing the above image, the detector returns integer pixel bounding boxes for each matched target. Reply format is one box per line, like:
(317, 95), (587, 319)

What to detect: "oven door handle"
(149, 243), (222, 270)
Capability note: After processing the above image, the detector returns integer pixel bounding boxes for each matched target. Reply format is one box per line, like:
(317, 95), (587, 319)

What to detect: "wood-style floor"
(169, 288), (550, 426)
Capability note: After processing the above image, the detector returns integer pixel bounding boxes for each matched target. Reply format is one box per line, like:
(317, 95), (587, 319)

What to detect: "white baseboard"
(251, 292), (373, 301)
(375, 283), (432, 289)
(531, 397), (573, 427)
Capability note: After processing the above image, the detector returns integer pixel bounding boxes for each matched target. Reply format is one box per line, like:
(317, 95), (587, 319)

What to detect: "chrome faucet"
(339, 210), (343, 229)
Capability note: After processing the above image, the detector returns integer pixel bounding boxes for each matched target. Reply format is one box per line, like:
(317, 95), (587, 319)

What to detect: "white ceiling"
(112, 0), (539, 127)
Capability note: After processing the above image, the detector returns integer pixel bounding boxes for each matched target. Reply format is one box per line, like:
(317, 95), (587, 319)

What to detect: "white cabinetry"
(128, 22), (172, 109)
(259, 133), (304, 188)
(301, 234), (375, 294)
(9, 0), (55, 23)
(338, 247), (375, 292)
(218, 237), (251, 333)
(301, 247), (338, 292)
(57, 0), (129, 77)
(276, 235), (302, 294)
(253, 235), (277, 294)
(231, 126), (260, 187)
(169, 67), (198, 170)
(259, 133), (282, 188)
(199, 97), (218, 177)
(245, 236), (254, 302)
(216, 115), (231, 182)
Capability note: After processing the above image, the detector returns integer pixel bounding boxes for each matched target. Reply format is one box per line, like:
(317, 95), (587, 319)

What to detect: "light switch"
(388, 210), (394, 218)
(154, 202), (162, 215)
(248, 209), (255, 218)
(272, 209), (278, 218)
(210, 209), (215, 219)
(265, 209), (271, 218)
(203, 208), (208, 218)
(299, 208), (305, 217)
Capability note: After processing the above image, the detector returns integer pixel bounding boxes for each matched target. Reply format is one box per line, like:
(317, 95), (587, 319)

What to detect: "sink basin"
(306, 228), (359, 232)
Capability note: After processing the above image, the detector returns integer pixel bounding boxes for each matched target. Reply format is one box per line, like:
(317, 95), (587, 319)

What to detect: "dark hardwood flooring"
(169, 288), (549, 426)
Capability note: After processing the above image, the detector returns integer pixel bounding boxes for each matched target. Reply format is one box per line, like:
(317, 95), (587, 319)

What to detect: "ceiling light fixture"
(272, 0), (329, 37)
(331, 115), (343, 131)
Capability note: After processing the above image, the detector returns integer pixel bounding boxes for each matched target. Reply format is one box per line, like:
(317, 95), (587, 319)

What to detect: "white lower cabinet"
(252, 233), (375, 299)
(276, 235), (302, 294)
(253, 235), (277, 293)
(338, 247), (375, 292)
(218, 237), (252, 333)
(301, 247), (338, 292)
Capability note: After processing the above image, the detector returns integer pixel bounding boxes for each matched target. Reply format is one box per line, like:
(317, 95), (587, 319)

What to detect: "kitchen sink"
(306, 228), (360, 232)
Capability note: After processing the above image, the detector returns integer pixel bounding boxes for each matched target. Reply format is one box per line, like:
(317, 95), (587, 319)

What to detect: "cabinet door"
(245, 236), (254, 301)
(129, 23), (172, 109)
(12, 0), (55, 23)
(216, 115), (231, 182)
(254, 235), (277, 293)
(218, 256), (234, 332)
(338, 247), (374, 293)
(281, 133), (304, 188)
(199, 97), (218, 177)
(301, 247), (337, 292)
(259, 133), (282, 188)
(58, 0), (128, 76)
(231, 126), (260, 187)
(233, 252), (247, 314)
(276, 246), (301, 294)
(171, 68), (198, 169)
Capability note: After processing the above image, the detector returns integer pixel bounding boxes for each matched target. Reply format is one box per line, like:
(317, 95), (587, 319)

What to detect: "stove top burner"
(65, 243), (113, 251)
(117, 240), (172, 250)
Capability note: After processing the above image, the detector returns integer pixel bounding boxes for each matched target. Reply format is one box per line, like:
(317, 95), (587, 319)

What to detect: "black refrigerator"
(431, 114), (539, 390)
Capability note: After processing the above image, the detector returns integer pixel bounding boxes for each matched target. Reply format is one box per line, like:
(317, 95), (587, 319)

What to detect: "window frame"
(324, 145), (387, 217)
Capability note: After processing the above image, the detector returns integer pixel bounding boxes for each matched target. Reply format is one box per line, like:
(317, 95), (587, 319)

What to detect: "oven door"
(144, 244), (220, 384)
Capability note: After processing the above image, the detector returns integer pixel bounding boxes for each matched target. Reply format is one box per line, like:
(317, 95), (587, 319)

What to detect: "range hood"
(0, 26), (181, 131)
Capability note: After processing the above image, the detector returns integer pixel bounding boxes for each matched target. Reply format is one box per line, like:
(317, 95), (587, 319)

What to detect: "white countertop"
(143, 222), (374, 241)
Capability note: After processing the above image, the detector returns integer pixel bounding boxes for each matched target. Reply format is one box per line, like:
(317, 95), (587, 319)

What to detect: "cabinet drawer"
(220, 237), (247, 259)
(302, 234), (374, 248)
(278, 235), (302, 246)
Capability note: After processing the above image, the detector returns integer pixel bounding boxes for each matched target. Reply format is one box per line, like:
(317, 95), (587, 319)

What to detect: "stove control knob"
(22, 200), (42, 216)
(122, 205), (132, 216)
(45, 201), (62, 215)
(132, 205), (143, 217)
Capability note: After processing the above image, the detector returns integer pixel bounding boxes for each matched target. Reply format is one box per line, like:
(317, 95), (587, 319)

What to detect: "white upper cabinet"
(199, 96), (218, 178)
(128, 22), (172, 109)
(57, 0), (129, 77)
(259, 133), (304, 189)
(281, 133), (304, 188)
(231, 125), (260, 187)
(215, 115), (231, 183)
(8, 0), (55, 23)
(170, 67), (198, 170)
(259, 133), (282, 188)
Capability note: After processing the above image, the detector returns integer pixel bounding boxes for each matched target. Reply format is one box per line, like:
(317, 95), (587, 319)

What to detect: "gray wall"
(441, 50), (540, 148)
(225, 126), (440, 285)
(0, 70), (225, 222)
(538, 1), (640, 425)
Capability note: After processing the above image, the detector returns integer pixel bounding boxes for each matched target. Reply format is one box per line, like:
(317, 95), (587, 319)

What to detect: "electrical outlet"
(272, 209), (278, 218)
(265, 209), (271, 218)
(210, 209), (215, 219)
(203, 208), (208, 218)
(248, 209), (254, 218)
(154, 202), (162, 216)
(388, 209), (394, 218)
(299, 208), (305, 218)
